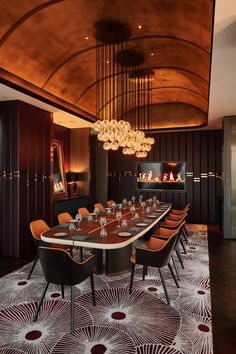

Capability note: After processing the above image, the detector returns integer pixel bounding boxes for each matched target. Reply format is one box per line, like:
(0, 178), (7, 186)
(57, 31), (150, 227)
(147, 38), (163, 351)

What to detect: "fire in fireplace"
(136, 162), (186, 191)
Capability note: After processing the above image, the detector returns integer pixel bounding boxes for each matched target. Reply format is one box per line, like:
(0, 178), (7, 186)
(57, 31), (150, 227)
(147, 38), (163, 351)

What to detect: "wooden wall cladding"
(108, 130), (222, 224)
(0, 101), (52, 257)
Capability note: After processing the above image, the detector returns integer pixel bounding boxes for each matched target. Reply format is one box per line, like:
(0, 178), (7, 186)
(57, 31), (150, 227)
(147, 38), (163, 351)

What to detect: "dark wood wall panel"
(108, 130), (222, 224)
(0, 101), (52, 257)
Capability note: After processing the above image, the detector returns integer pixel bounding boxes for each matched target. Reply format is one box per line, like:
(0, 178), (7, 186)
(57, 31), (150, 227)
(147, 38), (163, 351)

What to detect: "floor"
(0, 225), (235, 354)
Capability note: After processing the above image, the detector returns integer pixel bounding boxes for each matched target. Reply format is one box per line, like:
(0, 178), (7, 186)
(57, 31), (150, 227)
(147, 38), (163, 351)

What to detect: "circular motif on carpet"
(0, 349), (26, 354)
(136, 343), (183, 354)
(0, 273), (43, 307)
(129, 277), (179, 303)
(51, 325), (136, 354)
(179, 312), (212, 354)
(0, 300), (93, 353)
(175, 280), (211, 318)
(77, 288), (180, 346)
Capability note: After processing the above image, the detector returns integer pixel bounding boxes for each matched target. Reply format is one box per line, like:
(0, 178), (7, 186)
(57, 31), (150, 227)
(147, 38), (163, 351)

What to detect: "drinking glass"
(94, 207), (99, 221)
(111, 202), (116, 214)
(116, 211), (122, 227)
(100, 217), (107, 237)
(141, 201), (146, 213)
(69, 220), (76, 231)
(131, 196), (135, 204)
(75, 213), (82, 230)
(121, 219), (128, 227)
(134, 212), (139, 219)
(130, 205), (136, 219)
(122, 198), (127, 207)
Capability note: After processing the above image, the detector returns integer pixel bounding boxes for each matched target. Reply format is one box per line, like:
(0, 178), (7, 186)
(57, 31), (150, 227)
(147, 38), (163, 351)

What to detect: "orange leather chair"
(58, 212), (73, 224)
(107, 200), (115, 208)
(78, 207), (90, 217)
(94, 203), (105, 211)
(28, 219), (69, 280)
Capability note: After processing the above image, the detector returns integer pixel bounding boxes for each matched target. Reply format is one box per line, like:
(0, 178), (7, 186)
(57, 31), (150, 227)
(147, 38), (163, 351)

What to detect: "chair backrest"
(58, 212), (73, 224)
(166, 212), (188, 222)
(107, 200), (115, 208)
(30, 219), (49, 241)
(136, 231), (179, 268)
(161, 216), (186, 229)
(78, 207), (90, 217)
(171, 204), (190, 215)
(94, 203), (105, 211)
(38, 246), (95, 286)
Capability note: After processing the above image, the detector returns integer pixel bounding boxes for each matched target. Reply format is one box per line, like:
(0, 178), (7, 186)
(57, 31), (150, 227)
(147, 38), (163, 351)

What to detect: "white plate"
(147, 214), (157, 218)
(54, 232), (68, 237)
(69, 219), (77, 222)
(136, 223), (148, 227)
(118, 232), (132, 237)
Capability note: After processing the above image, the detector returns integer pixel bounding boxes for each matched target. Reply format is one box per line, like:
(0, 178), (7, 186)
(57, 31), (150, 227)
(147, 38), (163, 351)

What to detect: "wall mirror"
(52, 140), (67, 199)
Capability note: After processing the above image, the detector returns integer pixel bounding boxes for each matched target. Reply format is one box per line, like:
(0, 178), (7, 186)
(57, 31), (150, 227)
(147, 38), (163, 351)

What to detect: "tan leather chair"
(58, 212), (73, 224)
(94, 203), (105, 211)
(28, 219), (69, 280)
(78, 207), (90, 217)
(107, 200), (115, 208)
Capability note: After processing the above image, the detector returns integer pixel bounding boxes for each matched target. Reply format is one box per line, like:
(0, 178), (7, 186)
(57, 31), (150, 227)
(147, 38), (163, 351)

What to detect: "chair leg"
(182, 229), (189, 244)
(69, 247), (73, 258)
(129, 264), (135, 294)
(158, 268), (170, 305)
(71, 285), (75, 333)
(61, 285), (64, 298)
(171, 255), (180, 280)
(27, 256), (39, 280)
(179, 237), (187, 254)
(80, 247), (83, 262)
(168, 263), (179, 288)
(142, 265), (147, 280)
(34, 281), (49, 322)
(90, 274), (96, 306)
(176, 247), (184, 269)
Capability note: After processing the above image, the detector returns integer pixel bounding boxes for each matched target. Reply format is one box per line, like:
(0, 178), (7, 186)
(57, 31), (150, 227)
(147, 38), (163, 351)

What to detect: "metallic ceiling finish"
(0, 0), (214, 129)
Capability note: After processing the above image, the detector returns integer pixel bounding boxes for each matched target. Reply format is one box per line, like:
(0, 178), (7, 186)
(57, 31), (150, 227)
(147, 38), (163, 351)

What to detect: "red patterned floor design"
(0, 225), (212, 354)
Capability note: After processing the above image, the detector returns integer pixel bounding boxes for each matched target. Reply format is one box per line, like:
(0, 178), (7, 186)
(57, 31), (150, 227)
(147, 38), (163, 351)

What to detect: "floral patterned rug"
(0, 224), (213, 354)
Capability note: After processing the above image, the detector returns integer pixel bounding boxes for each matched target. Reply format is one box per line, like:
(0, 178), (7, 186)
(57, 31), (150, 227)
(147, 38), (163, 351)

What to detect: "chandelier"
(93, 20), (155, 157)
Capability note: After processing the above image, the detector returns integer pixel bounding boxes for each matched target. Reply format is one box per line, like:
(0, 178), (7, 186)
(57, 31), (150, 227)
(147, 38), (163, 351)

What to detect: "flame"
(137, 170), (184, 183)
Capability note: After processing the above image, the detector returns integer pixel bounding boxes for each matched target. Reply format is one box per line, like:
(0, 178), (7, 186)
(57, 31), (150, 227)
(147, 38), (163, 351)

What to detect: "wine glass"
(100, 217), (107, 237)
(111, 202), (116, 214)
(94, 207), (99, 221)
(141, 201), (146, 213)
(131, 196), (135, 204)
(116, 211), (122, 227)
(75, 213), (82, 230)
(130, 205), (136, 219)
(122, 198), (127, 208)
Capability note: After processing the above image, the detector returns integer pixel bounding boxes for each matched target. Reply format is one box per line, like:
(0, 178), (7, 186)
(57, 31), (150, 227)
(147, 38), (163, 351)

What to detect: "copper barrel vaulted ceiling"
(0, 0), (214, 130)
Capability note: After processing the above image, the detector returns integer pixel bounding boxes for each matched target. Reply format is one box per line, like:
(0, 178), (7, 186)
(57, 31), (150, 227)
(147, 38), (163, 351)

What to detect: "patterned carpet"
(0, 225), (213, 354)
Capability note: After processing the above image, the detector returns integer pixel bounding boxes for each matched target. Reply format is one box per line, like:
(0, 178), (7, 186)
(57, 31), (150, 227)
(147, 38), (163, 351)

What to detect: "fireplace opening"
(136, 162), (186, 191)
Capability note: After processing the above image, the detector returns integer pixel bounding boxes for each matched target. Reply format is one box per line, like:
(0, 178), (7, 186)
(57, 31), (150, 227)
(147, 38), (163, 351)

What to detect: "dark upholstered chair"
(129, 232), (179, 305)
(27, 219), (50, 280)
(34, 246), (96, 332)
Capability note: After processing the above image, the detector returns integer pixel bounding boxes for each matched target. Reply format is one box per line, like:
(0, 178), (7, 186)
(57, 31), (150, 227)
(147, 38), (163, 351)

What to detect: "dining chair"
(94, 202), (105, 211)
(58, 211), (83, 261)
(151, 221), (186, 278)
(170, 204), (190, 215)
(78, 207), (90, 217)
(159, 216), (188, 256)
(28, 219), (70, 280)
(58, 212), (73, 225)
(129, 232), (179, 305)
(107, 200), (115, 208)
(33, 246), (96, 332)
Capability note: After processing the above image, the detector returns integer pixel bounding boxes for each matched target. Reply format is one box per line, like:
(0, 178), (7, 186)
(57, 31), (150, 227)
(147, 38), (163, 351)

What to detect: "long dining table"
(41, 202), (171, 275)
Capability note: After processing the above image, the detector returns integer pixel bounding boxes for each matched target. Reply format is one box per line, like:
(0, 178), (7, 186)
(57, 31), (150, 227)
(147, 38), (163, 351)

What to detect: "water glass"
(130, 205), (136, 219)
(116, 211), (122, 227)
(121, 219), (128, 227)
(107, 208), (112, 214)
(94, 207), (99, 221)
(69, 220), (77, 231)
(134, 212), (139, 219)
(88, 214), (93, 221)
(75, 213), (82, 230)
(111, 202), (116, 214)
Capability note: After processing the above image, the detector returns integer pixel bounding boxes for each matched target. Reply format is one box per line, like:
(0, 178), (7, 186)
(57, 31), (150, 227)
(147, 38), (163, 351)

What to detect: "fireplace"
(136, 162), (186, 191)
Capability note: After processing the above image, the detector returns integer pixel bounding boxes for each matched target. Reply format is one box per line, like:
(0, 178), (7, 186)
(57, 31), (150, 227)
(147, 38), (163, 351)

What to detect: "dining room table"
(41, 201), (171, 275)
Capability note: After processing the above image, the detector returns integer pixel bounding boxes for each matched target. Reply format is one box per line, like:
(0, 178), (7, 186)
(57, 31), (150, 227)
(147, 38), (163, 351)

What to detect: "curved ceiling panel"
(0, 0), (214, 129)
